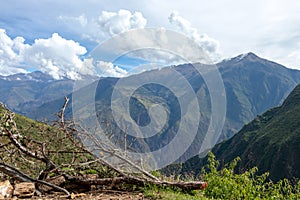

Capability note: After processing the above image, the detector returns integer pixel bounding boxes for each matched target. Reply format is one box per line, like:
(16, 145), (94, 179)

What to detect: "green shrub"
(201, 152), (300, 199)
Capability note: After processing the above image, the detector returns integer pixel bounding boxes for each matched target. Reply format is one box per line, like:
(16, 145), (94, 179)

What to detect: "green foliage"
(146, 152), (299, 199)
(201, 152), (300, 200)
(151, 170), (162, 178)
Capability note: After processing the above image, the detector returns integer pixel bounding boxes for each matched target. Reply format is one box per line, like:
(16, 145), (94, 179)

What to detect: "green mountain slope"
(0, 103), (95, 177)
(181, 84), (300, 181)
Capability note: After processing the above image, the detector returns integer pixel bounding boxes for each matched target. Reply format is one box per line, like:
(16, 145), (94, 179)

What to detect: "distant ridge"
(0, 71), (75, 115)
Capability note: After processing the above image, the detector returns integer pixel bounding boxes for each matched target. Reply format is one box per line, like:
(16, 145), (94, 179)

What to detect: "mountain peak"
(234, 52), (259, 61)
(221, 52), (260, 63)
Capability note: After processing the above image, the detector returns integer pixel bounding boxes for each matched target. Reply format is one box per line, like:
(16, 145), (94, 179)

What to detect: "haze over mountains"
(1, 52), (299, 165)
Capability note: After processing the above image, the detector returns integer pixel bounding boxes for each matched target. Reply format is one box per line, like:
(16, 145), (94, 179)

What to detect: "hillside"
(28, 53), (300, 164)
(180, 84), (300, 181)
(0, 102), (101, 178)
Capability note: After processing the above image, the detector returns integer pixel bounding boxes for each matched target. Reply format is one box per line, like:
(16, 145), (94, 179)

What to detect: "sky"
(0, 0), (299, 79)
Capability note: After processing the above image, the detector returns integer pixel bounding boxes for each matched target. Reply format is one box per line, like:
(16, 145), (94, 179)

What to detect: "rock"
(13, 182), (35, 198)
(71, 193), (86, 199)
(0, 180), (13, 198)
(84, 174), (98, 179)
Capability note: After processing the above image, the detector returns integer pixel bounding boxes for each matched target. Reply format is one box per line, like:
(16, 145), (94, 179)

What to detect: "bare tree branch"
(59, 96), (69, 127)
(0, 162), (70, 196)
(75, 125), (159, 181)
(3, 113), (56, 173)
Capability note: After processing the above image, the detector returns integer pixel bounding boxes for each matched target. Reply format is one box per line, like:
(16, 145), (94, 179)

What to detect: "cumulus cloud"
(0, 29), (29, 75)
(98, 9), (147, 36)
(0, 30), (96, 79)
(95, 60), (127, 77)
(24, 33), (88, 79)
(168, 11), (221, 62)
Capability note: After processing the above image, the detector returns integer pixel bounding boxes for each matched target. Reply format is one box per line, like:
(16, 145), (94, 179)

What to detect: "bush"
(201, 152), (300, 199)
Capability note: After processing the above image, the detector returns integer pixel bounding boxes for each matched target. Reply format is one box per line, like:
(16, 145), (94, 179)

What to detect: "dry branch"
(4, 114), (55, 167)
(3, 113), (56, 180)
(59, 96), (69, 127)
(76, 126), (159, 181)
(0, 162), (70, 196)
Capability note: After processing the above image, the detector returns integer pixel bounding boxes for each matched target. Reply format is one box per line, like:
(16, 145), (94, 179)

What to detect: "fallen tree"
(0, 99), (207, 198)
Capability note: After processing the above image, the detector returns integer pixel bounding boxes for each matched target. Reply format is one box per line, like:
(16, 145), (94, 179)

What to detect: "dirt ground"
(20, 190), (146, 200)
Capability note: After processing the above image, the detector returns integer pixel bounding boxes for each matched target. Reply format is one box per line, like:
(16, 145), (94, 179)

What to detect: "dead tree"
(0, 100), (207, 197)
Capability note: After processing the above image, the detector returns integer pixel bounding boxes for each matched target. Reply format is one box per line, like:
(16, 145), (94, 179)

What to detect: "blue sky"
(0, 0), (299, 79)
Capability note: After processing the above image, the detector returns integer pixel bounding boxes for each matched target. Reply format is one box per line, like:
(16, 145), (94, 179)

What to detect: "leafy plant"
(201, 152), (300, 200)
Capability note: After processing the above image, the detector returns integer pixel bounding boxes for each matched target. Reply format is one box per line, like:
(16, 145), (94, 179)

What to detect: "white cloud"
(98, 9), (147, 36)
(24, 33), (88, 79)
(0, 29), (130, 79)
(126, 50), (185, 66)
(80, 58), (97, 75)
(57, 9), (148, 44)
(0, 29), (29, 75)
(58, 14), (88, 27)
(0, 30), (95, 79)
(95, 60), (128, 77)
(168, 11), (221, 62)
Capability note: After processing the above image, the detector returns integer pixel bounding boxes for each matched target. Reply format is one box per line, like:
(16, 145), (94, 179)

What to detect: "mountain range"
(19, 53), (300, 162)
(1, 52), (300, 164)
